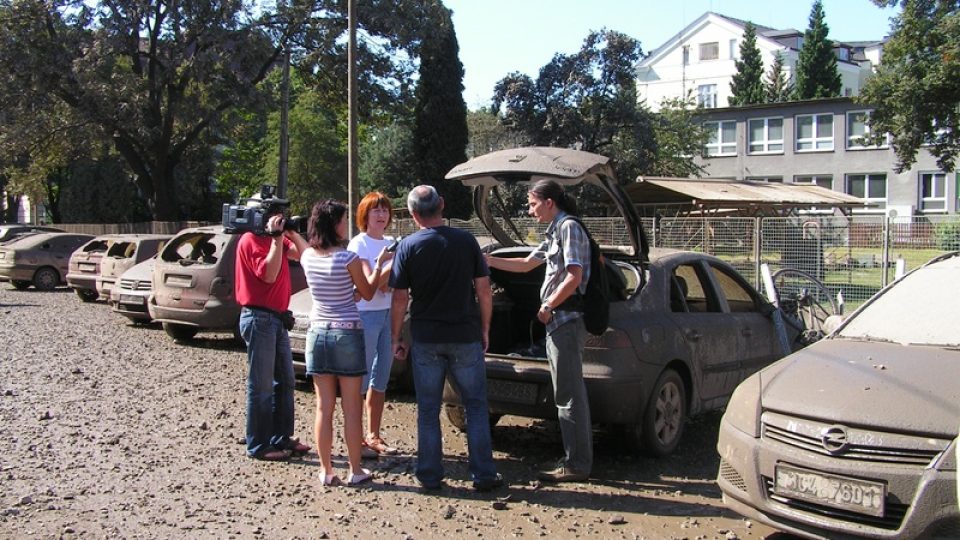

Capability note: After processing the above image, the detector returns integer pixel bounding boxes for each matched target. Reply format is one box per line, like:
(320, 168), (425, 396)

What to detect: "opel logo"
(820, 425), (850, 454)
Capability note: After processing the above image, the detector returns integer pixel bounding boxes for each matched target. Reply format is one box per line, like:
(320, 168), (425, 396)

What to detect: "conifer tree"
(765, 51), (793, 102)
(794, 0), (842, 99)
(413, 2), (471, 218)
(729, 22), (766, 106)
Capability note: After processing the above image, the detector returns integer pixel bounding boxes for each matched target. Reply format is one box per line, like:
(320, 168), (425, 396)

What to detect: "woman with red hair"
(348, 192), (402, 457)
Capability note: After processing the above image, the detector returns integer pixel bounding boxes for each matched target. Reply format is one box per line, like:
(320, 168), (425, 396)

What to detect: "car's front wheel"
(163, 322), (198, 341)
(75, 288), (98, 302)
(628, 368), (687, 457)
(32, 267), (59, 291)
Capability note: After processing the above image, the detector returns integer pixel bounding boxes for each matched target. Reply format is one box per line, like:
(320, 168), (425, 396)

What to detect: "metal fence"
(59, 214), (959, 309)
(392, 214), (960, 309)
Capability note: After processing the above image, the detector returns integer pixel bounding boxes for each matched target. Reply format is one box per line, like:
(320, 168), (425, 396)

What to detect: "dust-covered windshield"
(838, 255), (960, 347)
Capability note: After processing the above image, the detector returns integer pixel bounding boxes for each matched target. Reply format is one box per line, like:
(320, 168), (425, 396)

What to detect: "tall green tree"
(859, 0), (960, 172)
(794, 0), (842, 99)
(765, 51), (793, 102)
(412, 2), (471, 218)
(359, 123), (416, 199)
(649, 97), (708, 177)
(729, 22), (766, 106)
(466, 108), (527, 158)
(492, 29), (656, 184)
(0, 0), (307, 220)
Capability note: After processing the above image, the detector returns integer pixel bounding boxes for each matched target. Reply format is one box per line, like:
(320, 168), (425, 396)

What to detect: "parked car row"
(0, 223), (306, 345)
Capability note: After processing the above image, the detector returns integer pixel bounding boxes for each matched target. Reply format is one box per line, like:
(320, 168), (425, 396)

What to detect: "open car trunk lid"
(444, 146), (649, 263)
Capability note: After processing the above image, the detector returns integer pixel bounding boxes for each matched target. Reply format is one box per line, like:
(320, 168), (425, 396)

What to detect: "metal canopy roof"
(625, 177), (868, 216)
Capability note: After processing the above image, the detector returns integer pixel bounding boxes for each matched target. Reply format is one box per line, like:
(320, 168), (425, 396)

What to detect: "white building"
(636, 12), (884, 111)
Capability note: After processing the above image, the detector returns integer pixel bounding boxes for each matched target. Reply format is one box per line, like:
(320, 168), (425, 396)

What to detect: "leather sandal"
(285, 438), (312, 456)
(364, 435), (398, 456)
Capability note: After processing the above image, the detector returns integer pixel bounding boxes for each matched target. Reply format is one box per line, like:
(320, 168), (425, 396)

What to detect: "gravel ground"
(0, 285), (791, 539)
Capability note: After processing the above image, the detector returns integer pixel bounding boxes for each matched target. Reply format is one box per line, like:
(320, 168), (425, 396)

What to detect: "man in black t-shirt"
(389, 185), (502, 492)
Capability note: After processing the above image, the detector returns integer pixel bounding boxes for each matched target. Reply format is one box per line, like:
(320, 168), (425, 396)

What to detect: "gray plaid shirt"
(533, 212), (591, 334)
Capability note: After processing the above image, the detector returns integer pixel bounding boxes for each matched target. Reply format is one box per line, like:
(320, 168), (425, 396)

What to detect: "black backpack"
(557, 216), (611, 336)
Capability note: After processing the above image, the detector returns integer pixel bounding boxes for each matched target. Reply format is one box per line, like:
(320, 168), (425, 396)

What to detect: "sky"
(443, 0), (901, 110)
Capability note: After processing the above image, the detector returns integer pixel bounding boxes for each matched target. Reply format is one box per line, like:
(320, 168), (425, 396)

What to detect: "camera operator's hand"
(265, 214), (285, 236)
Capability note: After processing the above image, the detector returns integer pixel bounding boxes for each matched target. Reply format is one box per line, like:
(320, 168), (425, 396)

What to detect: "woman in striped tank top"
(301, 199), (392, 487)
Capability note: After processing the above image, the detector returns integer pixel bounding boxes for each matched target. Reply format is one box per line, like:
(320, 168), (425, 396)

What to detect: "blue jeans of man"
(410, 340), (498, 487)
(545, 317), (592, 473)
(240, 308), (296, 457)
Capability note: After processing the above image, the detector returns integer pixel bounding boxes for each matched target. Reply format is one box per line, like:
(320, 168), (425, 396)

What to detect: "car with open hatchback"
(439, 147), (801, 456)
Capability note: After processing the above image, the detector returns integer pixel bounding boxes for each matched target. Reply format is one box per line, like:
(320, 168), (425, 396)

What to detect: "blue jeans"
(359, 309), (393, 392)
(410, 341), (498, 487)
(240, 308), (296, 457)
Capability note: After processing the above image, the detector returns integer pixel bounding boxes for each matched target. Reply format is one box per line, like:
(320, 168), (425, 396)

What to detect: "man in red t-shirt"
(236, 214), (310, 461)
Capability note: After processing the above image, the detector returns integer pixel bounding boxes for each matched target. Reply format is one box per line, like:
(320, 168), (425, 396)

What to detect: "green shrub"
(933, 221), (960, 251)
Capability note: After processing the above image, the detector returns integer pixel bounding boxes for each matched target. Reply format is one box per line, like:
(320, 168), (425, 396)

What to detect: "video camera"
(222, 185), (305, 236)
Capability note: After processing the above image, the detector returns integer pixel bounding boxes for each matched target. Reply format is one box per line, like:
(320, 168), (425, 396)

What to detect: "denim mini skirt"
(305, 326), (367, 377)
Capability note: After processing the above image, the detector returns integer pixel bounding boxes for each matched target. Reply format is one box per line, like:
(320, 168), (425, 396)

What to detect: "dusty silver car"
(717, 252), (960, 539)
(96, 234), (170, 300)
(66, 235), (118, 301)
(149, 225), (306, 342)
(439, 147), (797, 456)
(0, 232), (94, 290)
(109, 256), (157, 323)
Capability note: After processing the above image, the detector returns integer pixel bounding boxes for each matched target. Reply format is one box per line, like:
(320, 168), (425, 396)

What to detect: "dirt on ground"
(0, 286), (793, 539)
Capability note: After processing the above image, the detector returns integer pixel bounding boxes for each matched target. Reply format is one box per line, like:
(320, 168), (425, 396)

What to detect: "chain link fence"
(392, 214), (960, 311)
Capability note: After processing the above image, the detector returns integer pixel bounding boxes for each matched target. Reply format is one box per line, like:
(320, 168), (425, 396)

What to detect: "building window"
(846, 173), (887, 209)
(699, 42), (719, 61)
(729, 39), (737, 59)
(748, 117), (784, 154)
(919, 172), (946, 212)
(704, 121), (737, 156)
(794, 175), (833, 190)
(837, 48), (850, 61)
(746, 176), (783, 183)
(795, 114), (834, 151)
(847, 110), (887, 149)
(682, 45), (690, 66)
(697, 84), (718, 108)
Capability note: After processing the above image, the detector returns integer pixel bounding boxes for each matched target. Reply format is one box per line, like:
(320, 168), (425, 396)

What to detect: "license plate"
(120, 294), (142, 304)
(774, 464), (885, 517)
(79, 262), (96, 272)
(486, 379), (538, 405)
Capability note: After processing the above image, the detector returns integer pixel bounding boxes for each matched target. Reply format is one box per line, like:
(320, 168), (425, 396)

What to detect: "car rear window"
(162, 232), (226, 265)
(107, 241), (136, 258)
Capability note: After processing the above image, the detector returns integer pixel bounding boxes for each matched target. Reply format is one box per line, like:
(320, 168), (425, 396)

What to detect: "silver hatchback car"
(717, 252), (960, 539)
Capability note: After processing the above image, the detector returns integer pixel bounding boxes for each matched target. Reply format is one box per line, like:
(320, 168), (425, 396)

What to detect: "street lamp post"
(347, 0), (357, 237)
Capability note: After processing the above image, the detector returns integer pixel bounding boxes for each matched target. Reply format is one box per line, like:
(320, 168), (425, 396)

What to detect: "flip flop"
(318, 472), (342, 487)
(347, 469), (373, 486)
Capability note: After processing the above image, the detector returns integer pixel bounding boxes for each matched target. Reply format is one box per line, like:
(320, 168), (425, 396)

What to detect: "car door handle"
(684, 329), (701, 341)
(741, 328), (753, 337)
